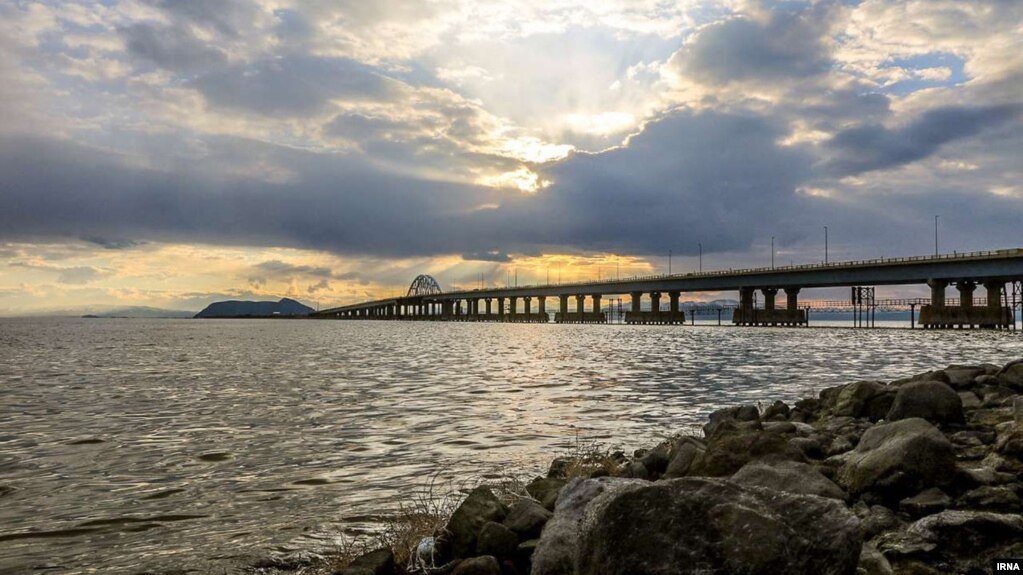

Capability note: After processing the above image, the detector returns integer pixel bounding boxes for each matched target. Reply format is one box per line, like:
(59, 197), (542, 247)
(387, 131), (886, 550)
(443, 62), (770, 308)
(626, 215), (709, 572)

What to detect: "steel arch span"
(407, 274), (442, 297)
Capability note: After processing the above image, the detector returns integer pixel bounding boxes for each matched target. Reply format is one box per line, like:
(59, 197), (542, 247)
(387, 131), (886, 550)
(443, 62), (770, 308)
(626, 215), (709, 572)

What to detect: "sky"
(0, 0), (1021, 314)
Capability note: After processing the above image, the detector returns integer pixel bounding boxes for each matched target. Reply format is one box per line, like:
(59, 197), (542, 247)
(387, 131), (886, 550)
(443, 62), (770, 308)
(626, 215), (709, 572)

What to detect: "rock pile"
(335, 359), (1023, 575)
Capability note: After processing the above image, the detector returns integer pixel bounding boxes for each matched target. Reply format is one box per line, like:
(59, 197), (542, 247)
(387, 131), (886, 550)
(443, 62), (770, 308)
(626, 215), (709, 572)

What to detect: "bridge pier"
(921, 279), (1011, 329)
(732, 286), (806, 326)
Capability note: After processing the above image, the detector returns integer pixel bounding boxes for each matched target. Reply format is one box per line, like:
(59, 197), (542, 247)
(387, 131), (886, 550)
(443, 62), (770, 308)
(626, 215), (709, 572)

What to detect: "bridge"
(311, 248), (1023, 329)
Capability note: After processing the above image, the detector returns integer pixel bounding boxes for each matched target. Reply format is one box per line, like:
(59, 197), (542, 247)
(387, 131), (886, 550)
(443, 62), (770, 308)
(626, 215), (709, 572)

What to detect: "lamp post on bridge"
(771, 236), (775, 269)
(824, 226), (829, 264)
(669, 249), (672, 276)
(698, 243), (703, 273)
(935, 215), (939, 257)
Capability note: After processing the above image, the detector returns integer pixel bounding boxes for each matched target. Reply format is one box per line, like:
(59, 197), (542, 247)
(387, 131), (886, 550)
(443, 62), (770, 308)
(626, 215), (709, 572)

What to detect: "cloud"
(670, 3), (839, 86)
(193, 55), (400, 116)
(121, 22), (228, 74)
(823, 104), (1023, 176)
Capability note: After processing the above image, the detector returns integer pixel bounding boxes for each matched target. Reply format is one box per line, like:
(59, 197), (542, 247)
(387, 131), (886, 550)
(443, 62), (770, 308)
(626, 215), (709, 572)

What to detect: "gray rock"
(525, 477), (566, 511)
(736, 404), (760, 421)
(663, 438), (704, 478)
(476, 521), (518, 559)
(441, 486), (509, 560)
(640, 441), (671, 475)
(624, 460), (649, 479)
(731, 460), (847, 500)
(451, 555), (502, 575)
(907, 510), (1023, 553)
(547, 457), (574, 478)
(337, 548), (394, 575)
(959, 485), (1022, 511)
(704, 407), (739, 438)
(574, 477), (862, 575)
(886, 380), (964, 425)
(943, 366), (987, 389)
(958, 391), (982, 410)
(837, 418), (955, 499)
(996, 359), (1023, 388)
(763, 400), (790, 421)
(503, 498), (552, 539)
(959, 466), (1015, 487)
(833, 381), (888, 419)
(691, 427), (805, 477)
(899, 487), (951, 517)
(859, 504), (901, 540)
(857, 543), (893, 575)
(531, 477), (647, 575)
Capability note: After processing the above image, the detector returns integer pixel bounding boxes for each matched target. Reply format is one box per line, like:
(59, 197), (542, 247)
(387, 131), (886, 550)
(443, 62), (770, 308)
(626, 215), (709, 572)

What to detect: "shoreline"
(256, 358), (1023, 575)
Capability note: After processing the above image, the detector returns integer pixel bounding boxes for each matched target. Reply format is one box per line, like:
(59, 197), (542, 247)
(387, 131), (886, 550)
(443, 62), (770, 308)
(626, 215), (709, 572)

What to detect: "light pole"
(771, 236), (775, 269)
(669, 249), (672, 275)
(824, 226), (829, 264)
(934, 215), (939, 256)
(698, 243), (703, 273)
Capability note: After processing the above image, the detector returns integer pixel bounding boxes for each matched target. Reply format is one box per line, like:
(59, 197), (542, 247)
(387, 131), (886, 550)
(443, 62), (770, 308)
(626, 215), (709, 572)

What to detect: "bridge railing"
(445, 248), (1020, 295)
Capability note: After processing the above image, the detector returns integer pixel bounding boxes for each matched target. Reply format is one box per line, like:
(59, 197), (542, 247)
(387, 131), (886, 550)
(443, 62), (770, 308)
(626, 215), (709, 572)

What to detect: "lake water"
(1, 318), (1021, 574)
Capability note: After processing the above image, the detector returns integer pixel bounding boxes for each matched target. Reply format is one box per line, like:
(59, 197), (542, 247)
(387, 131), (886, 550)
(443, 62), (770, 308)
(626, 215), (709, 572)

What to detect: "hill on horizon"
(194, 297), (313, 318)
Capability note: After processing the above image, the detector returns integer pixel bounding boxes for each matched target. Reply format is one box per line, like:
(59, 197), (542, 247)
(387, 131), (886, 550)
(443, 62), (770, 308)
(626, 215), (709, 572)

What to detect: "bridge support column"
(592, 294), (601, 320)
(576, 295), (585, 322)
(669, 291), (680, 323)
(650, 292), (661, 321)
(524, 297), (532, 321)
(985, 281), (1004, 308)
(485, 298), (492, 317)
(785, 287), (800, 311)
(510, 296), (518, 316)
(928, 279), (948, 308)
(957, 281), (976, 308)
(762, 288), (778, 311)
(984, 281), (1009, 329)
(538, 296), (546, 317)
(558, 294), (569, 323)
(496, 297), (504, 319)
(631, 292), (642, 314)
(736, 287), (755, 326)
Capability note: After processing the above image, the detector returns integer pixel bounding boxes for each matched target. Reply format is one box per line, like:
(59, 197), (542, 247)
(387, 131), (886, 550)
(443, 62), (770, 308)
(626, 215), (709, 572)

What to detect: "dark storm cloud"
(1, 103), (1017, 264)
(824, 104), (1023, 176)
(80, 236), (144, 250)
(462, 251), (512, 262)
(672, 3), (836, 85)
(193, 56), (399, 115)
(121, 22), (227, 74)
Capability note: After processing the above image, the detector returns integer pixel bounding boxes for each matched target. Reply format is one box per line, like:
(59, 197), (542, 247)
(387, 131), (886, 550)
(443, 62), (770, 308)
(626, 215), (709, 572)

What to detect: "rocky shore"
(284, 359), (1023, 575)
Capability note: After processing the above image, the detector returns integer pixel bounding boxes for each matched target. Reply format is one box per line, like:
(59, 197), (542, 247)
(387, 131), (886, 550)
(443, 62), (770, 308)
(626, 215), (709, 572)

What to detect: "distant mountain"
(83, 306), (195, 318)
(194, 297), (313, 318)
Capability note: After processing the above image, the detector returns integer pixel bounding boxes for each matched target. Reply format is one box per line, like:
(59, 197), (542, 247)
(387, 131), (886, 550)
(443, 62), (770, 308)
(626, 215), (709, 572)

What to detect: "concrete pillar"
(485, 298), (492, 315)
(669, 291), (680, 314)
(510, 296), (518, 315)
(455, 301), (462, 315)
(785, 287), (800, 311)
(762, 288), (778, 311)
(957, 281), (977, 308)
(576, 294), (585, 320)
(650, 292), (661, 313)
(560, 294), (569, 315)
(740, 288), (757, 311)
(496, 297), (504, 316)
(538, 296), (546, 315)
(928, 279), (948, 308)
(592, 294), (601, 316)
(524, 296), (532, 315)
(984, 281), (1004, 308)
(631, 292), (642, 313)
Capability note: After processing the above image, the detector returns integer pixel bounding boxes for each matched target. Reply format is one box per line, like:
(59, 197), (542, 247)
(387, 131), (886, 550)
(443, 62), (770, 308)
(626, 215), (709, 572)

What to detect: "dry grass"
(556, 433), (627, 480)
(378, 473), (462, 571)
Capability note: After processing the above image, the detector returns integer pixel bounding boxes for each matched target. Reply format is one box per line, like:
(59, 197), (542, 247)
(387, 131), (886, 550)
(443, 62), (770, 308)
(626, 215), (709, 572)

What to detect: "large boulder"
(574, 477), (862, 575)
(502, 498), (552, 540)
(731, 460), (847, 500)
(690, 428), (805, 477)
(833, 381), (891, 421)
(885, 381), (964, 425)
(837, 418), (955, 499)
(451, 555), (502, 575)
(996, 359), (1023, 389)
(526, 477), (566, 511)
(440, 486), (509, 560)
(663, 437), (705, 478)
(531, 477), (647, 575)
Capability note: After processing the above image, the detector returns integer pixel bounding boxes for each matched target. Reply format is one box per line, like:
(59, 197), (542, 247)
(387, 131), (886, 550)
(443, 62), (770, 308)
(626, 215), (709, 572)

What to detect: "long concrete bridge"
(311, 248), (1023, 329)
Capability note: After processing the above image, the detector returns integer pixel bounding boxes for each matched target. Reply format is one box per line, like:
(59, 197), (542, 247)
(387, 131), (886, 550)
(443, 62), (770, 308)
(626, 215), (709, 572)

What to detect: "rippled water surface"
(1, 318), (1021, 573)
